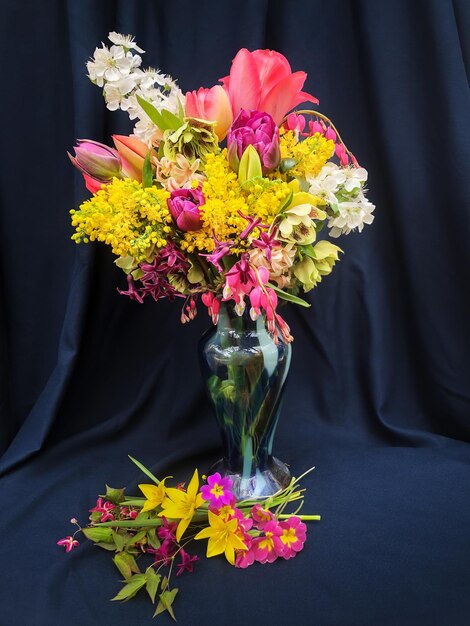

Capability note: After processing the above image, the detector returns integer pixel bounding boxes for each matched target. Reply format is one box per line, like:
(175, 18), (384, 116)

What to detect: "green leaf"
(238, 145), (262, 184)
(105, 485), (126, 504)
(136, 95), (165, 128)
(94, 519), (163, 528)
(94, 542), (118, 551)
(154, 589), (179, 620)
(142, 151), (154, 188)
(299, 245), (317, 260)
(145, 568), (161, 603)
(147, 527), (161, 550)
(161, 108), (183, 130)
(112, 531), (127, 552)
(113, 552), (140, 580)
(267, 283), (311, 307)
(126, 530), (147, 547)
(111, 574), (146, 603)
(128, 455), (160, 485)
(82, 527), (114, 543)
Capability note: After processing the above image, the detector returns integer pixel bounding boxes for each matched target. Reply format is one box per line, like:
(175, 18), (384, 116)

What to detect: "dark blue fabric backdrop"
(1, 0), (470, 624)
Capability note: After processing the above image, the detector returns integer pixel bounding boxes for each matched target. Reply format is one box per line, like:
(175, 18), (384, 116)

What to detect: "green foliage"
(105, 485), (126, 504)
(145, 568), (161, 604)
(267, 283), (311, 307)
(154, 588), (179, 621)
(113, 553), (140, 580)
(142, 151), (154, 188)
(111, 574), (147, 602)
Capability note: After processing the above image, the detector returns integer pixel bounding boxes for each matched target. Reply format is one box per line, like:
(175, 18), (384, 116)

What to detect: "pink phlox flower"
(200, 232), (235, 272)
(117, 275), (144, 304)
(157, 517), (178, 542)
(232, 507), (253, 532)
(279, 516), (307, 559)
(251, 230), (281, 262)
(89, 498), (116, 523)
(57, 536), (80, 553)
(176, 549), (199, 576)
(200, 472), (234, 507)
(251, 504), (275, 530)
(238, 210), (270, 240)
(252, 520), (285, 564)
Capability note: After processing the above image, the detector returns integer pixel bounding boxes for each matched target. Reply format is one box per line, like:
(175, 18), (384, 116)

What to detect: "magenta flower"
(117, 275), (144, 304)
(251, 230), (281, 262)
(57, 536), (80, 553)
(148, 539), (176, 566)
(227, 109), (280, 174)
(238, 209), (269, 240)
(167, 186), (204, 231)
(235, 541), (255, 569)
(251, 504), (275, 530)
(89, 497), (116, 523)
(176, 549), (199, 576)
(200, 472), (234, 507)
(200, 233), (234, 272)
(252, 520), (285, 564)
(279, 516), (307, 559)
(157, 517), (178, 542)
(201, 292), (221, 324)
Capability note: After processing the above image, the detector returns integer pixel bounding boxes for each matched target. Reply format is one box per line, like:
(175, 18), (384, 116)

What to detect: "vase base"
(210, 457), (291, 500)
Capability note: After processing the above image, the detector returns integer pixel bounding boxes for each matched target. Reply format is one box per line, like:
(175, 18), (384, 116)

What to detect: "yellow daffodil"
(159, 469), (204, 541)
(138, 480), (167, 513)
(194, 510), (247, 565)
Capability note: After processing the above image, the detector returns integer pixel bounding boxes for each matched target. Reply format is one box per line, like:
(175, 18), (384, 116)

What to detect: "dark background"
(1, 0), (470, 624)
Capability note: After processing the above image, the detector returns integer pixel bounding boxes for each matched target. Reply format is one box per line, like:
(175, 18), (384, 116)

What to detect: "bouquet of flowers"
(69, 32), (375, 343)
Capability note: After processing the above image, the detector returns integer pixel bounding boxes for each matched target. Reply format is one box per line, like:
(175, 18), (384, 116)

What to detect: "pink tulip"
(68, 139), (122, 181)
(220, 49), (319, 125)
(112, 134), (150, 181)
(167, 186), (204, 231)
(185, 85), (233, 140)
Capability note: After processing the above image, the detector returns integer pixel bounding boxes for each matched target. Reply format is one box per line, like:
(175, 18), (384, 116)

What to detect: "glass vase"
(198, 301), (292, 499)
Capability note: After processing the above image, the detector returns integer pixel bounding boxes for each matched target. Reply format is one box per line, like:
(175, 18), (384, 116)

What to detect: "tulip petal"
(260, 71), (318, 125)
(220, 48), (261, 116)
(251, 49), (292, 96)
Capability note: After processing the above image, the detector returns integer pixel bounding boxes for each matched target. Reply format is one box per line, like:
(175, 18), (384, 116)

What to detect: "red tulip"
(185, 85), (233, 140)
(220, 49), (319, 125)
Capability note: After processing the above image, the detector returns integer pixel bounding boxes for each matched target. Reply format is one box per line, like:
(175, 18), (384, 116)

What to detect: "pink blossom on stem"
(238, 210), (269, 240)
(200, 472), (234, 508)
(57, 536), (80, 553)
(117, 275), (144, 304)
(251, 504), (275, 530)
(279, 516), (307, 559)
(283, 113), (306, 134)
(176, 549), (199, 576)
(252, 520), (285, 563)
(335, 143), (350, 166)
(89, 498), (116, 523)
(325, 126), (337, 142)
(235, 543), (256, 569)
(200, 233), (234, 272)
(157, 517), (178, 542)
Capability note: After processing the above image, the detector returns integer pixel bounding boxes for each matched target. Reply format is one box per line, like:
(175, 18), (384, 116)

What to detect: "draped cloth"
(0, 1), (469, 624)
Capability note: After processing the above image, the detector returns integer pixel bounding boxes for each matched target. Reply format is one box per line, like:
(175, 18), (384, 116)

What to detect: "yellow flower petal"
(186, 469), (200, 499)
(224, 543), (235, 565)
(194, 526), (214, 540)
(207, 533), (228, 558)
(176, 516), (191, 542)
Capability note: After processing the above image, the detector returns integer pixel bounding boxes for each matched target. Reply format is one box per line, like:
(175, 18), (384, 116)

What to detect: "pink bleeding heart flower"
(167, 185), (205, 231)
(220, 48), (319, 125)
(335, 143), (349, 166)
(279, 516), (307, 559)
(185, 85), (233, 140)
(57, 536), (80, 553)
(283, 113), (306, 134)
(227, 109), (280, 174)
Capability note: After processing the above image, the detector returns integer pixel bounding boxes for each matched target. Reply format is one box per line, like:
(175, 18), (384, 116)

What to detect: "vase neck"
(216, 301), (264, 334)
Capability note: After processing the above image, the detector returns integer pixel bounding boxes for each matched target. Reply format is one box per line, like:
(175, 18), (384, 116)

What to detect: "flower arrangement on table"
(58, 457), (319, 620)
(61, 31), (375, 620)
(68, 31), (375, 344)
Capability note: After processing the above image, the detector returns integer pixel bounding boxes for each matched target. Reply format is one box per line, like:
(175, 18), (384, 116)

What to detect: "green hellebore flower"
(163, 117), (219, 164)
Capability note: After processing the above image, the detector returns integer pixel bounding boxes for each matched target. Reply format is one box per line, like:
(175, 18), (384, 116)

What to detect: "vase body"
(198, 301), (292, 499)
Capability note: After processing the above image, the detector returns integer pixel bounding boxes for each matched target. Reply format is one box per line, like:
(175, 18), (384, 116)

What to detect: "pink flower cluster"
(200, 473), (307, 568)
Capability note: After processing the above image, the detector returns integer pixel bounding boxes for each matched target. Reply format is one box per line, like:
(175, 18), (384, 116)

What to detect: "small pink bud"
(325, 127), (337, 142)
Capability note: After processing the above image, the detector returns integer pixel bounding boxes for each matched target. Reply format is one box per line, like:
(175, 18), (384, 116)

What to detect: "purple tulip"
(167, 186), (205, 231)
(68, 139), (123, 182)
(227, 109), (280, 175)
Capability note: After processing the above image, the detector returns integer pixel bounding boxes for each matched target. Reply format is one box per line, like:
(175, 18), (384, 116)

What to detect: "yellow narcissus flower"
(159, 469), (204, 541)
(138, 480), (167, 513)
(194, 510), (247, 565)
